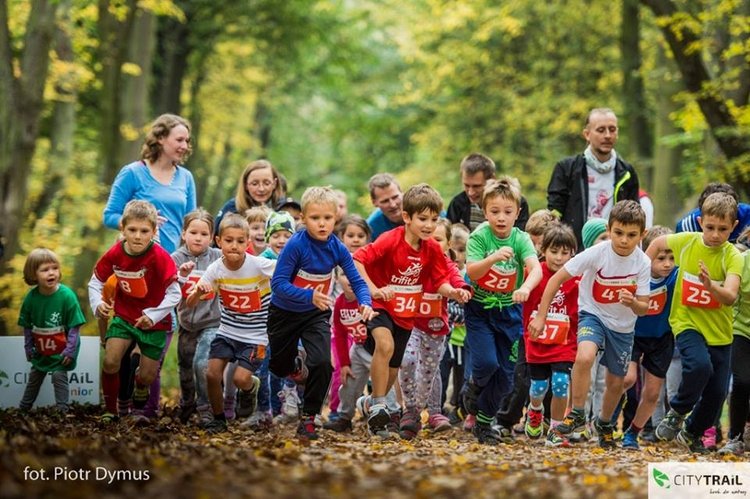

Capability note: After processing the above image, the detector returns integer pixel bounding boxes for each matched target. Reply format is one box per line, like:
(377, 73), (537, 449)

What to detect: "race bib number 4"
(293, 270), (333, 295)
(592, 274), (637, 304)
(417, 293), (442, 318)
(113, 268), (148, 298)
(32, 326), (66, 356)
(681, 272), (721, 309)
(477, 266), (517, 293)
(219, 284), (262, 313)
(530, 312), (570, 345)
(390, 285), (423, 318)
(647, 285), (667, 316)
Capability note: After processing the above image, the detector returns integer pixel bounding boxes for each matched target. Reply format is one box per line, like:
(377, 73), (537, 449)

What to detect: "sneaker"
(718, 435), (745, 456)
(399, 409), (422, 440)
(224, 391), (237, 421)
(594, 418), (616, 450)
(622, 429), (640, 451)
(640, 429), (656, 443)
(289, 350), (309, 385)
(236, 376), (261, 418)
(367, 403), (391, 438)
(99, 412), (119, 423)
(513, 422), (526, 435)
(491, 424), (515, 444)
(569, 422), (592, 443)
(241, 411), (273, 431)
(702, 426), (718, 451)
(554, 409), (587, 437)
(472, 421), (499, 445)
(463, 414), (476, 432)
(323, 417), (353, 433)
(462, 379), (481, 416)
(676, 428), (710, 454)
(117, 398), (132, 417)
(328, 411), (341, 423)
(545, 430), (570, 448)
(200, 418), (228, 434)
(524, 408), (544, 439)
(356, 395), (371, 419)
(178, 402), (197, 424)
(744, 423), (750, 448)
(296, 415), (319, 440)
(427, 413), (452, 433)
(274, 385), (300, 424)
(197, 404), (213, 425)
(387, 410), (402, 436)
(127, 409), (150, 426)
(655, 409), (685, 442)
(447, 409), (462, 425)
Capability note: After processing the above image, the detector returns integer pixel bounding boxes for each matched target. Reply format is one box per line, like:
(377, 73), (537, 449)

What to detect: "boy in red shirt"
(354, 183), (472, 437)
(89, 200), (180, 422)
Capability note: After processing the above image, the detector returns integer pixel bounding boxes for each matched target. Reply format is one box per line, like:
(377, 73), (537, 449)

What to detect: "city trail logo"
(0, 370), (9, 388)
(648, 463), (749, 498)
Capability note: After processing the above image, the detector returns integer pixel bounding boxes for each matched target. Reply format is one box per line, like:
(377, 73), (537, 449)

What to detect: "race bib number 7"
(219, 284), (262, 313)
(592, 274), (637, 304)
(32, 326), (66, 356)
(529, 311), (570, 345)
(681, 272), (721, 309)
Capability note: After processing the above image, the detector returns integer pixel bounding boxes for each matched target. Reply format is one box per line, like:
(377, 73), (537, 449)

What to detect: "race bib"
(681, 272), (721, 309)
(592, 274), (637, 304)
(477, 265), (517, 293)
(181, 271), (215, 300)
(218, 283), (262, 313)
(32, 326), (66, 356)
(530, 311), (570, 345)
(113, 268), (148, 298)
(390, 285), (423, 318)
(417, 292), (442, 318)
(293, 270), (333, 295)
(646, 285), (668, 316)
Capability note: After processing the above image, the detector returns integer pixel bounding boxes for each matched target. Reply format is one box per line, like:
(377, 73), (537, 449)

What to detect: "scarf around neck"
(584, 145), (617, 174)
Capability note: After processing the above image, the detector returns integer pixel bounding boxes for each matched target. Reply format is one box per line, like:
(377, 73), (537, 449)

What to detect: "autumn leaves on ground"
(0, 405), (741, 499)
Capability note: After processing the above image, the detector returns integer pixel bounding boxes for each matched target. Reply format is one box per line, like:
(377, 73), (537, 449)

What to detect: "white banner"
(649, 463), (750, 499)
(0, 336), (100, 408)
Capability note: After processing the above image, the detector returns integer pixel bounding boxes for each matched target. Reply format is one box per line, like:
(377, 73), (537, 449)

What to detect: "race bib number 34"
(681, 272), (721, 309)
(390, 285), (423, 318)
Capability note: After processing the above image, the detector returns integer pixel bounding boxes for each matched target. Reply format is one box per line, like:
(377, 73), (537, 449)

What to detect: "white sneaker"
(718, 435), (745, 455)
(273, 385), (300, 424)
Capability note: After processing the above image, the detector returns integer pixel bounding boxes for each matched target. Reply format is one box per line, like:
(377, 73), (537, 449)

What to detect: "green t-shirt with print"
(467, 224), (537, 309)
(733, 250), (750, 341)
(667, 232), (743, 346)
(18, 284), (85, 372)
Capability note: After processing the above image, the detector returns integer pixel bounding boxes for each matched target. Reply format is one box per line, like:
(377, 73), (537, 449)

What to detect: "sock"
(372, 396), (387, 406)
(550, 419), (561, 430)
(597, 416), (612, 426)
(529, 401), (543, 411)
(477, 411), (493, 425)
(102, 371), (120, 413)
(132, 373), (149, 409)
(629, 423), (643, 435)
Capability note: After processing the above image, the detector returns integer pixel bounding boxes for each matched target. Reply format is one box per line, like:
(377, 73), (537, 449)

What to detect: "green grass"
(160, 334), (180, 404)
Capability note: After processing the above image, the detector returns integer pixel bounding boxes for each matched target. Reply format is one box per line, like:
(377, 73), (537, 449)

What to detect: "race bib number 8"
(32, 326), (66, 356)
(530, 312), (570, 345)
(417, 293), (442, 318)
(681, 272), (721, 309)
(477, 266), (517, 293)
(219, 284), (262, 313)
(592, 274), (637, 304)
(293, 270), (333, 295)
(391, 285), (423, 318)
(113, 268), (148, 298)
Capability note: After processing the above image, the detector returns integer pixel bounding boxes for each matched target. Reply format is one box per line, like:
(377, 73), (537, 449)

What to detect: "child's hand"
(528, 315), (545, 339)
(61, 355), (73, 367)
(512, 288), (530, 304)
(698, 260), (712, 289)
(618, 289), (636, 306)
(311, 290), (333, 311)
(179, 261), (196, 278)
(133, 314), (154, 330)
(372, 286), (394, 301)
(449, 288), (472, 304)
(493, 246), (514, 263)
(341, 365), (354, 381)
(359, 305), (376, 322)
(96, 300), (113, 319)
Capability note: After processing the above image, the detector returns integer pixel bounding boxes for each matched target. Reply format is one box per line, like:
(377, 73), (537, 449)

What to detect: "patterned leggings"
(399, 328), (446, 415)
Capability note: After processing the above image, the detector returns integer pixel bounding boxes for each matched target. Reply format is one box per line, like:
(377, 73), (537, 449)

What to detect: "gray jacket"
(171, 245), (222, 332)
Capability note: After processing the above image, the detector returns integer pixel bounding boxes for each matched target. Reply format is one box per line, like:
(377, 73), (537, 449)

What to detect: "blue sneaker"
(622, 429), (640, 450)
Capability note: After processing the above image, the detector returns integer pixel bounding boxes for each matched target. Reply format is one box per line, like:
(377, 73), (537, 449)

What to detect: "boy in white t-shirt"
(529, 200), (651, 449)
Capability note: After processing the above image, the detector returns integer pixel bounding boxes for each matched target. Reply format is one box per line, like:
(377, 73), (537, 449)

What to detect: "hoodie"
(171, 245), (222, 331)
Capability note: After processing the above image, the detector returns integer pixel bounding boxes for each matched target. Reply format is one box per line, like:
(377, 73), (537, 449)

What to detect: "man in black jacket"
(447, 153), (529, 231)
(547, 108), (639, 249)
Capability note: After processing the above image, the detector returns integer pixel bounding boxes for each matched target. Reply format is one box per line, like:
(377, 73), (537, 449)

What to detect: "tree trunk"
(620, 0), (653, 188)
(0, 0), (60, 265)
(152, 16), (190, 115)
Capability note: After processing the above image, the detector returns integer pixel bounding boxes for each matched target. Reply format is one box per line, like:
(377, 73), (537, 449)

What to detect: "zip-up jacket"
(446, 191), (530, 231)
(547, 153), (639, 249)
(171, 245), (222, 331)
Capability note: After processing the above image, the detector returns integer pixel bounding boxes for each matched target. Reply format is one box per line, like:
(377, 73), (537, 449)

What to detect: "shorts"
(576, 311), (634, 377)
(631, 334), (674, 378)
(209, 335), (265, 373)
(528, 362), (573, 380)
(106, 316), (166, 361)
(363, 310), (412, 368)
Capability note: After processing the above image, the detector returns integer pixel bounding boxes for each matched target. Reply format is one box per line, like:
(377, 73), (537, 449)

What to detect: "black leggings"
(729, 335), (750, 439)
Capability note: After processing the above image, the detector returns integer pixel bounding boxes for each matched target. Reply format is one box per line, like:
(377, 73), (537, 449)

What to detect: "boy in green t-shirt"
(647, 192), (743, 453)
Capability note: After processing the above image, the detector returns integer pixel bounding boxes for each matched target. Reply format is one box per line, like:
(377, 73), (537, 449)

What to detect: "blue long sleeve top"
(103, 160), (197, 254)
(271, 230), (371, 312)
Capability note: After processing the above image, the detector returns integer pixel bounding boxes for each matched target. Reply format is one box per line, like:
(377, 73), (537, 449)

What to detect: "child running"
(649, 192), (743, 453)
(529, 200), (651, 449)
(19, 249), (85, 413)
(268, 186), (374, 440)
(89, 200), (181, 423)
(522, 223), (579, 447)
